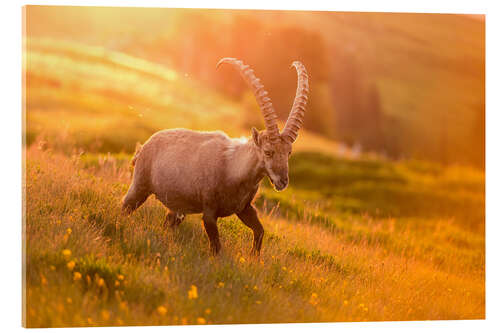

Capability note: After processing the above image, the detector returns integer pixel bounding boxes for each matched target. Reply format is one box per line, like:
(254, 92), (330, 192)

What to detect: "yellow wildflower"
(309, 293), (319, 306)
(205, 308), (211, 315)
(188, 285), (198, 299)
(73, 272), (82, 281)
(157, 306), (167, 316)
(62, 249), (71, 260)
(239, 257), (246, 264)
(197, 317), (206, 324)
(217, 282), (225, 288)
(97, 278), (105, 288)
(66, 228), (72, 235)
(101, 310), (110, 321)
(119, 301), (128, 312)
(67, 260), (76, 271)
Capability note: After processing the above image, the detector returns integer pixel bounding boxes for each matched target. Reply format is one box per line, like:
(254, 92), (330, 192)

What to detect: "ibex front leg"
(237, 204), (264, 255)
(202, 211), (221, 255)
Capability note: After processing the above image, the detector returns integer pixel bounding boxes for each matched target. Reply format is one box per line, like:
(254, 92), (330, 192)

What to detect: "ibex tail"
(131, 142), (143, 167)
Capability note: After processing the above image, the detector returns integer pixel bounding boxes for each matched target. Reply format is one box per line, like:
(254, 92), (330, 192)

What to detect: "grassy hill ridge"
(25, 37), (348, 157)
(25, 37), (246, 153)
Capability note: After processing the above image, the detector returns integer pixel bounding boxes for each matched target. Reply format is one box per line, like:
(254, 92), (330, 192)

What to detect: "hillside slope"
(24, 37), (345, 156)
(25, 144), (484, 327)
(25, 37), (245, 153)
(285, 12), (484, 165)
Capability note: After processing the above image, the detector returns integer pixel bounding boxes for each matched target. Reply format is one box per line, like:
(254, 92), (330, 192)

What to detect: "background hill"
(25, 6), (485, 168)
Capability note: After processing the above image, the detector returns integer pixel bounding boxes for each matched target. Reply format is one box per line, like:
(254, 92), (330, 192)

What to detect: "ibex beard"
(122, 58), (309, 255)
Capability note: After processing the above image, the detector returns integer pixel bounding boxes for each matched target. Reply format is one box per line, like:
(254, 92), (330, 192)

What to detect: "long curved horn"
(282, 61), (309, 143)
(216, 58), (279, 139)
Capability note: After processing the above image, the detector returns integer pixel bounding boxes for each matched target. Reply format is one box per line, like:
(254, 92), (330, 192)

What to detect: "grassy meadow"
(23, 36), (484, 327)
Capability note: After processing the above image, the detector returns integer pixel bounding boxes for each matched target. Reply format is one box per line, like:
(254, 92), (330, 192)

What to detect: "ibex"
(122, 58), (309, 255)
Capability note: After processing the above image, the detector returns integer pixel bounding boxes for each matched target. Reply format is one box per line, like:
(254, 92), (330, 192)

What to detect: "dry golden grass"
(24, 143), (484, 327)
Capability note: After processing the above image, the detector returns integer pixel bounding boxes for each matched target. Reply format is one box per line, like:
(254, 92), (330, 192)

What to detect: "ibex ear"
(251, 127), (260, 147)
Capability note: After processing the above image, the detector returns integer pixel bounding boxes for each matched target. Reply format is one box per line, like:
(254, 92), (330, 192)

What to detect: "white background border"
(1, 0), (497, 331)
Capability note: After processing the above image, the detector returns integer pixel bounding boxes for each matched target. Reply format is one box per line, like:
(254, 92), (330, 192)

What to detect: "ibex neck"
(224, 138), (264, 186)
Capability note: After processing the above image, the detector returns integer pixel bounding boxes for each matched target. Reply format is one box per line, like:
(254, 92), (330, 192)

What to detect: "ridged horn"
(216, 57), (279, 139)
(282, 61), (309, 143)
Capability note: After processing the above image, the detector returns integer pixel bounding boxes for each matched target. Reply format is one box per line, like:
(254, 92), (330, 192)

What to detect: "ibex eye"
(265, 151), (273, 157)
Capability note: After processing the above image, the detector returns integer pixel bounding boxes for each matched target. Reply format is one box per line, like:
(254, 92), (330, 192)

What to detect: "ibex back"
(122, 58), (309, 255)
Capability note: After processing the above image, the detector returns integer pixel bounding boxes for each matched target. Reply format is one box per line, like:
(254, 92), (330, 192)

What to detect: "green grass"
(285, 152), (484, 230)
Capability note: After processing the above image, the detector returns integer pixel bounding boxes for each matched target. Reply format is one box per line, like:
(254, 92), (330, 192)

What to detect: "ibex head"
(217, 58), (309, 191)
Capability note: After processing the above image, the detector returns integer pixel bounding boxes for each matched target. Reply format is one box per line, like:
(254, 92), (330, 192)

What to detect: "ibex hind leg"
(163, 210), (185, 228)
(121, 185), (150, 215)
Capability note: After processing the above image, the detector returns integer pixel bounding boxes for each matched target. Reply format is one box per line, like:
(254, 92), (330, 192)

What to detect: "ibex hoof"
(210, 244), (221, 256)
(251, 249), (261, 257)
(164, 212), (185, 228)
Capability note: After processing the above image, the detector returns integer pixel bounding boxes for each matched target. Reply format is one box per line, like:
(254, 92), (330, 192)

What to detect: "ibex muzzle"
(122, 58), (309, 255)
(251, 127), (290, 191)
